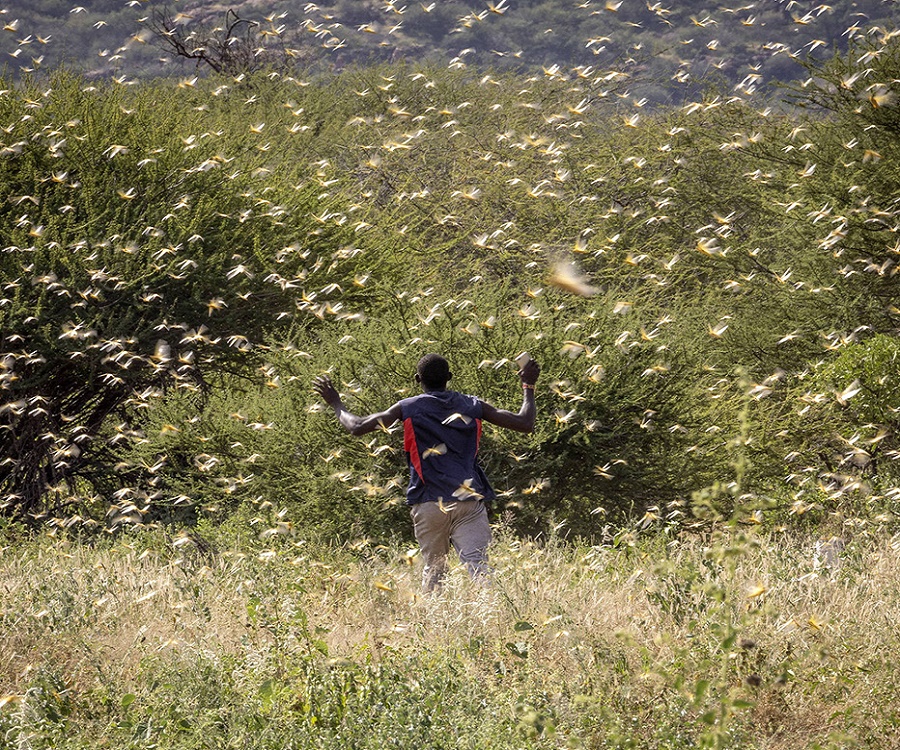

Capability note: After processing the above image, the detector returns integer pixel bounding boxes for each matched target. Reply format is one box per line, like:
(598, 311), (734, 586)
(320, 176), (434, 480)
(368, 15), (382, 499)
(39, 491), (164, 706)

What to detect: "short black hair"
(417, 353), (451, 390)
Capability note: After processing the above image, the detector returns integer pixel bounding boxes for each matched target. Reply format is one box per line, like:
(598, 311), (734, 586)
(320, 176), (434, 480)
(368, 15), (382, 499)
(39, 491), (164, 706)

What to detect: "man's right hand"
(313, 375), (342, 408)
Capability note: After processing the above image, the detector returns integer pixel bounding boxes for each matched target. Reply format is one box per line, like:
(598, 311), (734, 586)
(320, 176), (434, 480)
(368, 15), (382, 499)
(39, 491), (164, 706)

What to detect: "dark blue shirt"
(399, 390), (495, 505)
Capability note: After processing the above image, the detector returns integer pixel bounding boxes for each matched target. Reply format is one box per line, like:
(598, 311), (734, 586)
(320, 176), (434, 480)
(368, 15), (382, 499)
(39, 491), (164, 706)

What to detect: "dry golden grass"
(1, 526), (899, 748)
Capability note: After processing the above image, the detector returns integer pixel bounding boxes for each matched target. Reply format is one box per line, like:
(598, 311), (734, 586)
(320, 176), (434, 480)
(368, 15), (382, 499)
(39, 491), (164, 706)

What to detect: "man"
(313, 353), (539, 592)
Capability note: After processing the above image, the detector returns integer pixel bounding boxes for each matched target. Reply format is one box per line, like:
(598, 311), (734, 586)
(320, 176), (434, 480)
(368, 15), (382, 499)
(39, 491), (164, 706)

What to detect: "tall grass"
(1, 522), (898, 749)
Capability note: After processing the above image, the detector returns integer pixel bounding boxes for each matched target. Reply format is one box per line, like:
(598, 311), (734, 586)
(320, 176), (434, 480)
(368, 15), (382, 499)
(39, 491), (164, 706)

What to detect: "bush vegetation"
(1, 27), (900, 541)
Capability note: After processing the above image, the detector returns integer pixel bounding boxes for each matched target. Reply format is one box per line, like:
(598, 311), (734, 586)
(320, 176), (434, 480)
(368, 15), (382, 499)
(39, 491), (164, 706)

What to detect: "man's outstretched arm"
(480, 358), (540, 433)
(313, 375), (402, 436)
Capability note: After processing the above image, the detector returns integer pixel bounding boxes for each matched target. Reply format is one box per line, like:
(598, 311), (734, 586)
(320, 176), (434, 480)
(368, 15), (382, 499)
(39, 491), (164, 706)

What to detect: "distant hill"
(1, 0), (899, 99)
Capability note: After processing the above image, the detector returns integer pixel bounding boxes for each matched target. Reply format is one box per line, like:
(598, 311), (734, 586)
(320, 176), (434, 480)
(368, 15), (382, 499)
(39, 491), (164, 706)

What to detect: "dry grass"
(1, 526), (899, 748)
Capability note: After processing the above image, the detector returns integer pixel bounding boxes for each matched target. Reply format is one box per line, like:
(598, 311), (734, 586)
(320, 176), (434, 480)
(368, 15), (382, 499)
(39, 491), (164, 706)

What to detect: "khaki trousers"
(410, 499), (491, 593)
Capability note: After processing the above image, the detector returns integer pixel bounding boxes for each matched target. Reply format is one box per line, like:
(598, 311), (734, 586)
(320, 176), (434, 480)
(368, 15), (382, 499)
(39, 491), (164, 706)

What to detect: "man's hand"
(313, 374), (342, 408)
(519, 358), (540, 386)
(313, 375), (402, 435)
(481, 358), (539, 432)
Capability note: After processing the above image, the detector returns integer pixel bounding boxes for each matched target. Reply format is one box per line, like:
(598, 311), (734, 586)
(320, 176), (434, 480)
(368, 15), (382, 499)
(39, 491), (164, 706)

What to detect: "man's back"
(399, 390), (494, 505)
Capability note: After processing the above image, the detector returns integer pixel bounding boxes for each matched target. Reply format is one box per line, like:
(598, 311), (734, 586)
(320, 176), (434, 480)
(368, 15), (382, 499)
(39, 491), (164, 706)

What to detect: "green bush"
(0, 73), (373, 520)
(6, 31), (900, 535)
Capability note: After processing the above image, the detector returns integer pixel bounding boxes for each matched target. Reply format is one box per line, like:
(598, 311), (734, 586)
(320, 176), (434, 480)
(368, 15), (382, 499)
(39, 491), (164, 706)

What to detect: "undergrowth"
(1, 520), (898, 749)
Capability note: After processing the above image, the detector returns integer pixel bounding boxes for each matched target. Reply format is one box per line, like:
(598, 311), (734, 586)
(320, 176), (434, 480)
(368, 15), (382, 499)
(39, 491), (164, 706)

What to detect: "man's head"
(416, 353), (451, 391)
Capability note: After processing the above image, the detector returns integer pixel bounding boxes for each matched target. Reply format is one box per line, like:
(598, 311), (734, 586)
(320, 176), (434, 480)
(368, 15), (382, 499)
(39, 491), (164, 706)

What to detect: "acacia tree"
(142, 6), (305, 76)
(0, 75), (366, 520)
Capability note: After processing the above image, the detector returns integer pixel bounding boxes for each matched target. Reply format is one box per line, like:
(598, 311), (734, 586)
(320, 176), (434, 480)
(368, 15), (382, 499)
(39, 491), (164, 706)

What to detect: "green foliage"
(770, 335), (900, 522)
(5, 28), (900, 538)
(809, 335), (900, 429)
(0, 668), (73, 749)
(0, 73), (374, 519)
